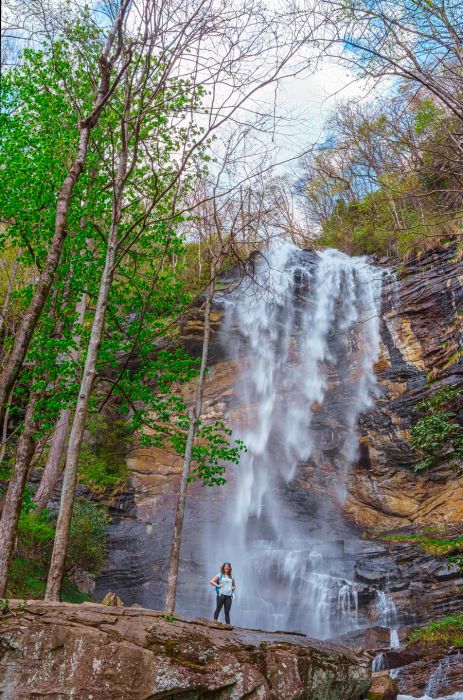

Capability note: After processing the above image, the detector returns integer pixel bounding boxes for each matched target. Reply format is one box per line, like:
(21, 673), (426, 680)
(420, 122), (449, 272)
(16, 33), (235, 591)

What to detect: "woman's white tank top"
(219, 574), (233, 596)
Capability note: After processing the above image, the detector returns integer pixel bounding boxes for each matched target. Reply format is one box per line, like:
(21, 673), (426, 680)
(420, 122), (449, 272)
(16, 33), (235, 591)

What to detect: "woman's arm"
(232, 578), (237, 590)
(210, 575), (220, 588)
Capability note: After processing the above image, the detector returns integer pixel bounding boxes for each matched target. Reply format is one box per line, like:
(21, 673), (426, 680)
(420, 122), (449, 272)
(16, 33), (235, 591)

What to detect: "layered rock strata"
(346, 245), (463, 529)
(0, 600), (371, 700)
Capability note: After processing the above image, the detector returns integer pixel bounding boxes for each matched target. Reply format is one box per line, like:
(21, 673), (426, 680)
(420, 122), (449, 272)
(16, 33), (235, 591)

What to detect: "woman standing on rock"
(210, 562), (236, 624)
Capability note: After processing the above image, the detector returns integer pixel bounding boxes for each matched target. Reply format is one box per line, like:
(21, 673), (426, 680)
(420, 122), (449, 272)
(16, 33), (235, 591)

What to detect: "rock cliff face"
(386, 646), (463, 698)
(95, 244), (463, 642)
(346, 245), (463, 529)
(0, 600), (371, 700)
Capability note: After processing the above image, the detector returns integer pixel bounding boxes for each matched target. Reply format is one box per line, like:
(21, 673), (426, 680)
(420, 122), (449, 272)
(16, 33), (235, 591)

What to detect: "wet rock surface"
(393, 646), (463, 698)
(0, 600), (371, 700)
(351, 538), (463, 630)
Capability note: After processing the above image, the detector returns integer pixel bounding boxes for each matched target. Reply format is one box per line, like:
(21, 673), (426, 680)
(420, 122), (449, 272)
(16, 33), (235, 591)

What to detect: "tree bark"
(0, 392), (12, 466)
(165, 267), (217, 615)
(45, 150), (128, 601)
(0, 396), (37, 597)
(32, 409), (70, 514)
(0, 0), (130, 416)
(33, 290), (89, 513)
(0, 253), (20, 338)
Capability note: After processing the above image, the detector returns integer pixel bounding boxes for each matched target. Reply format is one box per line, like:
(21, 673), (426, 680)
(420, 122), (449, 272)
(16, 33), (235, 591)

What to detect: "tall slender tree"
(164, 149), (276, 613)
(33, 288), (89, 513)
(0, 396), (38, 595)
(0, 0), (131, 415)
(165, 256), (218, 615)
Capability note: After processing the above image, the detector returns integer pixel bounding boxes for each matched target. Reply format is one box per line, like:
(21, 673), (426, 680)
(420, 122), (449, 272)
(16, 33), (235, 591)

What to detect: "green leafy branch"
(410, 386), (463, 472)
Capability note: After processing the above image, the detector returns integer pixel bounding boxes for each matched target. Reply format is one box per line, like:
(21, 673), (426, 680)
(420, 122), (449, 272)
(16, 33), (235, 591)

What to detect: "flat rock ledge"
(0, 600), (371, 699)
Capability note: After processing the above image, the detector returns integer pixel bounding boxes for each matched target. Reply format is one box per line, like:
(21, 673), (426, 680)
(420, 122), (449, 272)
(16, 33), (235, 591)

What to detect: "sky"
(205, 56), (373, 191)
(276, 63), (369, 159)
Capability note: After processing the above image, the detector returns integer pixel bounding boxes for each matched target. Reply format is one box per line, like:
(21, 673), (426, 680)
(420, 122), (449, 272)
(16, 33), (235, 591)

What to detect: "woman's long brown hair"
(220, 563), (232, 576)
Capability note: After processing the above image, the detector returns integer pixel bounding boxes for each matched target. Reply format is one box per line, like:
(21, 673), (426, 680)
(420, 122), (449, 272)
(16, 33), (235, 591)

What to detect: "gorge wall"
(95, 243), (463, 654)
(347, 244), (463, 530)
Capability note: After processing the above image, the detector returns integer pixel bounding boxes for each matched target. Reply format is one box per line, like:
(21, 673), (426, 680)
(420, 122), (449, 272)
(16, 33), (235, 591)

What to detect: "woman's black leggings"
(214, 593), (232, 624)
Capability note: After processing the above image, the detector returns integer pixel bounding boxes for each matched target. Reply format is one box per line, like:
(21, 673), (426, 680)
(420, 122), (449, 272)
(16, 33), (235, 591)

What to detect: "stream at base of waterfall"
(183, 242), (384, 638)
(398, 696), (463, 699)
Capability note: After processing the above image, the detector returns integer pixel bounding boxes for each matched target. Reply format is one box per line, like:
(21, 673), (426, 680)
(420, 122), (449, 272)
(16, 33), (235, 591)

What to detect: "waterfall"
(425, 654), (462, 699)
(371, 590), (400, 671)
(197, 241), (383, 637)
(375, 590), (400, 649)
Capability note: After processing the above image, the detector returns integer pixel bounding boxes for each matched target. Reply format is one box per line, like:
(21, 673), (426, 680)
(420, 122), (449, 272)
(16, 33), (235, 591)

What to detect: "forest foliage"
(300, 0), (463, 259)
(301, 90), (463, 258)
(0, 0), (284, 601)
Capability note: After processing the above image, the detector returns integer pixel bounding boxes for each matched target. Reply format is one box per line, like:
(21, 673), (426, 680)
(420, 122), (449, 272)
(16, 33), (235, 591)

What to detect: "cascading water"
(372, 590), (401, 671)
(389, 652), (462, 699)
(425, 654), (462, 699)
(398, 679), (463, 700)
(376, 591), (400, 649)
(196, 241), (383, 638)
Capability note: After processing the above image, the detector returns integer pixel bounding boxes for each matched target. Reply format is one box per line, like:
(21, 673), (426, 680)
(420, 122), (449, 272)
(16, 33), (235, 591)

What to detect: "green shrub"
(6, 557), (91, 602)
(410, 386), (463, 472)
(78, 443), (129, 492)
(381, 532), (463, 556)
(408, 614), (463, 646)
(7, 557), (48, 599)
(67, 499), (107, 572)
(7, 494), (108, 600)
(77, 413), (131, 493)
(17, 510), (55, 563)
(15, 495), (107, 573)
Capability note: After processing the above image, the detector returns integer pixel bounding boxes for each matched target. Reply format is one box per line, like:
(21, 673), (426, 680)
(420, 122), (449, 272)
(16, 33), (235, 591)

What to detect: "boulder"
(0, 600), (371, 700)
(101, 591), (124, 606)
(372, 648), (420, 671)
(367, 671), (398, 700)
(330, 626), (392, 650)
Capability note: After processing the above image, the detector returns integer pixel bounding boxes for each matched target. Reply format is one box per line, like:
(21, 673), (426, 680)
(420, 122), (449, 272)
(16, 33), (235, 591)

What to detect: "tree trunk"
(33, 290), (89, 513)
(45, 152), (128, 601)
(165, 267), (217, 615)
(0, 396), (37, 596)
(32, 409), (70, 513)
(0, 253), (20, 338)
(0, 392), (12, 465)
(0, 1), (130, 416)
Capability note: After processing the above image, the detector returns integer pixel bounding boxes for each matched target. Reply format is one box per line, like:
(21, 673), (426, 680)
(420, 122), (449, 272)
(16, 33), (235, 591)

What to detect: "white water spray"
(375, 590), (400, 649)
(201, 242), (382, 637)
(371, 590), (401, 672)
(398, 693), (463, 700)
(424, 654), (462, 699)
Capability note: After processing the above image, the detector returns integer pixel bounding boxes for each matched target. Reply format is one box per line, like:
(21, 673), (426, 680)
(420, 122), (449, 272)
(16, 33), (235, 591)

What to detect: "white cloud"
(267, 61), (371, 170)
